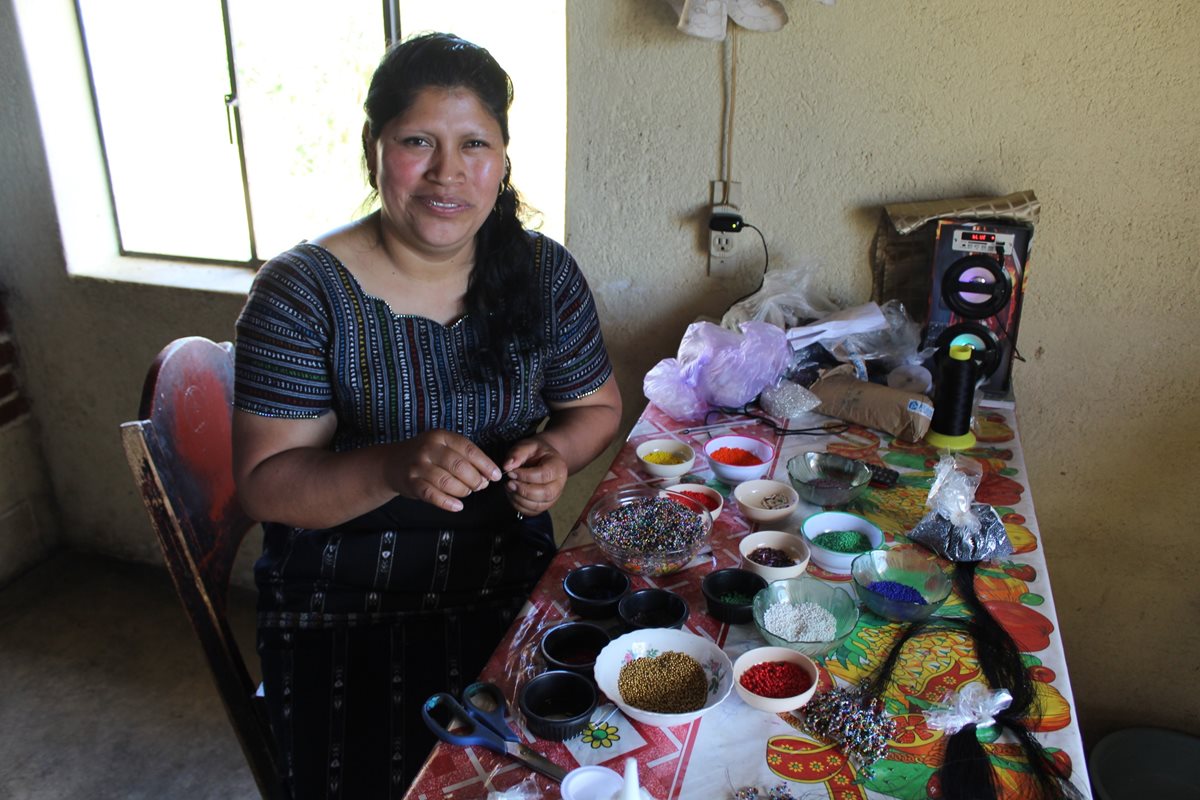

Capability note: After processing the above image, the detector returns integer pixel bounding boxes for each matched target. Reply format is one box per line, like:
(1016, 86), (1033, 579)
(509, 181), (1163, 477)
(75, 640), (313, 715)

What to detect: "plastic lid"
(560, 766), (623, 800)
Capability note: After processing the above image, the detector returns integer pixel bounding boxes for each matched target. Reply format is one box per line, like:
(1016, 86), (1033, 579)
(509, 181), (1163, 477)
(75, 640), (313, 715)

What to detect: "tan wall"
(1, 0), (1197, 751)
(561, 0), (1200, 748)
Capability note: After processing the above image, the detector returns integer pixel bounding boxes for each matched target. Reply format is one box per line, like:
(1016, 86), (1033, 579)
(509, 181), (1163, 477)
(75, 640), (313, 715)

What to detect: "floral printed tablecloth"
(405, 405), (1089, 800)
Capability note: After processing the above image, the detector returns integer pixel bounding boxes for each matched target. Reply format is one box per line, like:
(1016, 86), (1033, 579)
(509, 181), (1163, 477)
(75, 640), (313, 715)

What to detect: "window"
(72, 0), (565, 266)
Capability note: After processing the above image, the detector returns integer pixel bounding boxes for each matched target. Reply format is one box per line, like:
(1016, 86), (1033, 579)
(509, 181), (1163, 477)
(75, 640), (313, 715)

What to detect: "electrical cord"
(725, 222), (770, 309)
(683, 405), (849, 438)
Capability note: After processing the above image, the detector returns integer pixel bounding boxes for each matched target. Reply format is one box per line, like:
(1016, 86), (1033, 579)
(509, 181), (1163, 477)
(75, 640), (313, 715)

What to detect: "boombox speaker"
(921, 219), (1034, 397)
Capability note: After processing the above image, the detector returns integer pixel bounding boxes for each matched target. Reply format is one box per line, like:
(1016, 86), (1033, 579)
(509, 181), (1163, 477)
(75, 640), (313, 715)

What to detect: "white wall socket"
(708, 203), (738, 276)
(708, 180), (742, 276)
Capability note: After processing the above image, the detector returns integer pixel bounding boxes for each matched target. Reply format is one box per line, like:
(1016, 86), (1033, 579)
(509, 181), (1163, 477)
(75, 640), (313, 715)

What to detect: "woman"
(232, 33), (621, 797)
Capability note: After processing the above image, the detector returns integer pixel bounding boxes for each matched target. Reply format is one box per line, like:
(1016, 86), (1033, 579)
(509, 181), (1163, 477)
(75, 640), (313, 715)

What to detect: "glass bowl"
(786, 451), (871, 507)
(751, 577), (860, 659)
(593, 628), (733, 727)
(850, 546), (953, 623)
(587, 487), (712, 577)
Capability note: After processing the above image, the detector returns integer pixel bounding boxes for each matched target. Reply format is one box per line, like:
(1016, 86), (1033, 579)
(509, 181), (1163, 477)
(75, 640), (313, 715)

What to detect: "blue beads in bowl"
(849, 546), (952, 623)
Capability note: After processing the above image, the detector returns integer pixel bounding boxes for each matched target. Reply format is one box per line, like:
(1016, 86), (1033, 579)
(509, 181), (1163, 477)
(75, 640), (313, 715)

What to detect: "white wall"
(1, 0), (1197, 749)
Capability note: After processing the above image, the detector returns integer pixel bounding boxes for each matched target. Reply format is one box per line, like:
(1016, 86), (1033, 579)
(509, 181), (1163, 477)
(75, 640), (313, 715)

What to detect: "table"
(405, 404), (1090, 799)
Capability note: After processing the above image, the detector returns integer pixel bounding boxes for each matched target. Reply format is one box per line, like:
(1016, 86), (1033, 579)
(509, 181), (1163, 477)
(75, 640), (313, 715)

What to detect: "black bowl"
(540, 621), (611, 677)
(700, 568), (768, 624)
(562, 564), (631, 619)
(617, 588), (689, 631)
(517, 670), (597, 741)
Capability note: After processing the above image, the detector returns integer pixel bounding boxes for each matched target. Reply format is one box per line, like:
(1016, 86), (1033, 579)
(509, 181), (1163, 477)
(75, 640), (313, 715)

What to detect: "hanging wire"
(682, 405), (849, 438)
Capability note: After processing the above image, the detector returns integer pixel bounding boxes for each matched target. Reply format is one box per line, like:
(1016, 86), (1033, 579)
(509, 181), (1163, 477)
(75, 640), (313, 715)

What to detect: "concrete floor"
(0, 551), (259, 799)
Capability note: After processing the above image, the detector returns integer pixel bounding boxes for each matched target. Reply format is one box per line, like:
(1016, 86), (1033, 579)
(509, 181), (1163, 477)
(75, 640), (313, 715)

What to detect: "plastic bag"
(644, 321), (791, 420)
(487, 776), (543, 799)
(720, 267), (840, 331)
(823, 300), (932, 374)
(760, 378), (821, 419)
(642, 358), (708, 422)
(908, 455), (1012, 561)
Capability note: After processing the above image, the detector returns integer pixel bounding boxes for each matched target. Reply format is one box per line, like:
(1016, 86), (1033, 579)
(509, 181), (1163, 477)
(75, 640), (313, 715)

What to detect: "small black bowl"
(700, 568), (768, 624)
(541, 621), (611, 677)
(517, 670), (598, 741)
(617, 588), (689, 631)
(563, 564), (631, 619)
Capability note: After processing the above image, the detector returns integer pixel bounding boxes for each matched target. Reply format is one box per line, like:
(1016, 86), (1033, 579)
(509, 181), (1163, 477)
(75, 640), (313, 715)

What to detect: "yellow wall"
(0, 0), (1196, 752)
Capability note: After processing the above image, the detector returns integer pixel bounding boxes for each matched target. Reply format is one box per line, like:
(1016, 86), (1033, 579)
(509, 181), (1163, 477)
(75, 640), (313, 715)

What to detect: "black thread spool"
(926, 344), (977, 450)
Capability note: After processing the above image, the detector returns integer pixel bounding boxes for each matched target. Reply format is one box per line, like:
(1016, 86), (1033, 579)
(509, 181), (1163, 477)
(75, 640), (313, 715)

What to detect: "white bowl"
(594, 628), (734, 727)
(733, 646), (819, 713)
(800, 511), (884, 575)
(703, 435), (774, 485)
(733, 479), (799, 524)
(664, 483), (724, 522)
(635, 438), (697, 479)
(737, 530), (811, 582)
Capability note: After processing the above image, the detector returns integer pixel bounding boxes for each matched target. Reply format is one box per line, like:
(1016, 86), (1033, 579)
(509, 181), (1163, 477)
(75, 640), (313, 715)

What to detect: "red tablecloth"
(405, 404), (1089, 800)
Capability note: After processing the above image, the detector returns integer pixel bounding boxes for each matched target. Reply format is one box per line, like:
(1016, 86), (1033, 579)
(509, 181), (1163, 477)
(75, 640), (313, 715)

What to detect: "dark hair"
(363, 32), (541, 378)
(864, 562), (1081, 800)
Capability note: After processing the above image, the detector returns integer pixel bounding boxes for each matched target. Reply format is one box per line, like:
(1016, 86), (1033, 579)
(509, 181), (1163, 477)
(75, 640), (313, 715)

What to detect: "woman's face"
(369, 86), (507, 263)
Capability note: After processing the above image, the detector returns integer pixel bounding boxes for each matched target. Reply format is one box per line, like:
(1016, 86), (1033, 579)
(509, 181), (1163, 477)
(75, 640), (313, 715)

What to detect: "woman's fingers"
(391, 431), (501, 510)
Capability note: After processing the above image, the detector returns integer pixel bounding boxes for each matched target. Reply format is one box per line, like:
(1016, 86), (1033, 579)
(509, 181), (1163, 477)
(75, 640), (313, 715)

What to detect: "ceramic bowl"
(786, 451), (872, 507)
(587, 487), (713, 577)
(751, 577), (861, 659)
(800, 511), (884, 575)
(700, 568), (768, 624)
(635, 438), (697, 479)
(517, 670), (598, 741)
(540, 621), (612, 676)
(850, 546), (953, 623)
(738, 530), (811, 582)
(733, 479), (800, 524)
(593, 628), (734, 727)
(732, 646), (819, 713)
(664, 483), (724, 522)
(562, 564), (631, 619)
(703, 435), (774, 485)
(617, 588), (689, 631)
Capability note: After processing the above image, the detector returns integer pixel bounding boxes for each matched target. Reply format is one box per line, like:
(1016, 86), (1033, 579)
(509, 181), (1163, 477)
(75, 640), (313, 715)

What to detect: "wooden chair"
(120, 337), (283, 800)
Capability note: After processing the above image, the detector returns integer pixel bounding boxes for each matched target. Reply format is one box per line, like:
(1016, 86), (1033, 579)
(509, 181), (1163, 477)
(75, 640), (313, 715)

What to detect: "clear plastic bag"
(720, 267), (840, 331)
(823, 300), (932, 373)
(908, 455), (1012, 561)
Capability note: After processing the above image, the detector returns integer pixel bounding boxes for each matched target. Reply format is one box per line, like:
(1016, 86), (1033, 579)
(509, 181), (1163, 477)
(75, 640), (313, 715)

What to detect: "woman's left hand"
(502, 439), (569, 516)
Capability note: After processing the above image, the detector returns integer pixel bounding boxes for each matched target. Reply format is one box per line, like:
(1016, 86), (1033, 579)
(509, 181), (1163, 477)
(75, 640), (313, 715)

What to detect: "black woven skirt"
(255, 494), (553, 799)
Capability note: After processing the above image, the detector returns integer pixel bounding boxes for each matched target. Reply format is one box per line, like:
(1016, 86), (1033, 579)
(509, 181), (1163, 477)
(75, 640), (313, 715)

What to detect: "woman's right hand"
(234, 411), (501, 528)
(385, 430), (502, 513)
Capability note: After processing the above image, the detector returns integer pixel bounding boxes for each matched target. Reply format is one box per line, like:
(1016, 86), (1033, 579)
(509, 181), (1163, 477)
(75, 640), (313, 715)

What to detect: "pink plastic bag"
(643, 321), (792, 420)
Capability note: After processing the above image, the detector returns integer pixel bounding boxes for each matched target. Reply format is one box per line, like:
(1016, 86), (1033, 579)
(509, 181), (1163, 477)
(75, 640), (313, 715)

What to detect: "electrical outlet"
(708, 202), (739, 276)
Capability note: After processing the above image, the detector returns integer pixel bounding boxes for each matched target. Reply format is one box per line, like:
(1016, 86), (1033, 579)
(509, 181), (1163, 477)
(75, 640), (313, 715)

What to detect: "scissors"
(422, 682), (567, 783)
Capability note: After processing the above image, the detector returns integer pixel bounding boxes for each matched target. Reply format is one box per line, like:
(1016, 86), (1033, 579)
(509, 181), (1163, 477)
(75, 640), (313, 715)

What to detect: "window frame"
(73, 0), (403, 270)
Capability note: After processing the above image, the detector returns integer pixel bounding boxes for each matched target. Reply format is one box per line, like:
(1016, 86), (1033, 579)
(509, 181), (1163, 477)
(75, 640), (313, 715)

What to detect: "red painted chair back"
(120, 337), (282, 799)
